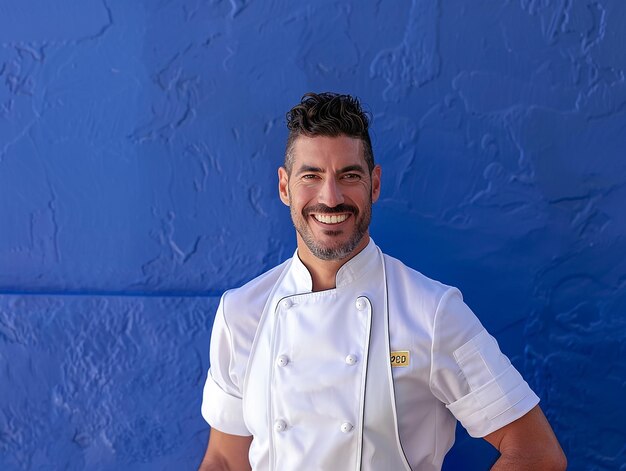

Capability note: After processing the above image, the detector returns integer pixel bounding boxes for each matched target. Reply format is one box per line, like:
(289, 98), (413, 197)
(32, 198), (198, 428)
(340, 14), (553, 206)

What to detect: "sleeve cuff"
(201, 370), (251, 436)
(446, 364), (540, 437)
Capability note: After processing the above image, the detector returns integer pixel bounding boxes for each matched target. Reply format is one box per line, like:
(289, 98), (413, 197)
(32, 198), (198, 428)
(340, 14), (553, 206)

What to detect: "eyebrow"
(295, 164), (367, 176)
(296, 165), (324, 175)
(339, 164), (366, 174)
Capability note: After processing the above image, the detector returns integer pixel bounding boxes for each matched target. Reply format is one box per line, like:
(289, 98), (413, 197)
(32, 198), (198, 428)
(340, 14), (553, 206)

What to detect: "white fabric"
(201, 373), (249, 436)
(265, 280), (372, 470)
(202, 240), (539, 470)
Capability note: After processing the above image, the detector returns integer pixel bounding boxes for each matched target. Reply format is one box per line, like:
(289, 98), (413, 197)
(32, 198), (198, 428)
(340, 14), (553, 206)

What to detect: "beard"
(290, 200), (372, 261)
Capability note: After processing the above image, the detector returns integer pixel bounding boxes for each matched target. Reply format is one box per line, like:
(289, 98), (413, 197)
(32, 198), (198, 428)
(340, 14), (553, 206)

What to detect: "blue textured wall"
(1, 1), (625, 469)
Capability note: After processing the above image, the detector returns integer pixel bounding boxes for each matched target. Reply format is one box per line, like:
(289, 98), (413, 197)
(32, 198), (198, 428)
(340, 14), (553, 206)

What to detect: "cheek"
(346, 185), (371, 204)
(290, 186), (316, 206)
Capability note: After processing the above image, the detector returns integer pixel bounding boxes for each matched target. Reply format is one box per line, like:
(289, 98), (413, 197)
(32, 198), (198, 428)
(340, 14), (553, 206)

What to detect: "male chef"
(198, 92), (566, 470)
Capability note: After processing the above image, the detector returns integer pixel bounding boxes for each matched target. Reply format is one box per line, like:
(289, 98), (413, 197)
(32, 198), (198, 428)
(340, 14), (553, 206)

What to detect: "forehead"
(290, 135), (366, 169)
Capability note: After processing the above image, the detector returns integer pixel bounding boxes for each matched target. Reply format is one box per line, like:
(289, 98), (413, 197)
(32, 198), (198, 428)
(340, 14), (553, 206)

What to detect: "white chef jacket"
(202, 240), (539, 470)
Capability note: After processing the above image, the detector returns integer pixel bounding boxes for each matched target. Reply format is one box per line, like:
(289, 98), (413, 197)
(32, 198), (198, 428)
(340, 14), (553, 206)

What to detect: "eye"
(342, 173), (362, 181)
(302, 174), (320, 180)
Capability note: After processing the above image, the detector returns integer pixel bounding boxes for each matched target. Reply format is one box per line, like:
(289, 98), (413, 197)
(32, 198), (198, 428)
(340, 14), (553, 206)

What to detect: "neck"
(296, 234), (370, 292)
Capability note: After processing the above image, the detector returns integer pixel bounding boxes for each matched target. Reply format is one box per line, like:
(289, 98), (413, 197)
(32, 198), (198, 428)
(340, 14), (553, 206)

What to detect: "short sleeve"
(201, 292), (251, 436)
(429, 288), (540, 438)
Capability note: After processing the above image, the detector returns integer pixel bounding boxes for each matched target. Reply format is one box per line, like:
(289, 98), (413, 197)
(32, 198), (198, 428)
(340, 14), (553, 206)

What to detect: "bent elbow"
(553, 450), (567, 471)
(541, 447), (567, 471)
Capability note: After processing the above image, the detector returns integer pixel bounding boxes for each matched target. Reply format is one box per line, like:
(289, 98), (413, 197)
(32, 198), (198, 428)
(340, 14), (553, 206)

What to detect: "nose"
(318, 177), (344, 207)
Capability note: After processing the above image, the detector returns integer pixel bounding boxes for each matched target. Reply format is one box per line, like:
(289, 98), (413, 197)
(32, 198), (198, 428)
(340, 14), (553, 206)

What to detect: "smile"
(312, 213), (350, 225)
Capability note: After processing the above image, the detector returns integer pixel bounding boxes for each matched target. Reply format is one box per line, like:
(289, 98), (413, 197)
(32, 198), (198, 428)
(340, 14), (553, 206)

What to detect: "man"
(198, 93), (566, 470)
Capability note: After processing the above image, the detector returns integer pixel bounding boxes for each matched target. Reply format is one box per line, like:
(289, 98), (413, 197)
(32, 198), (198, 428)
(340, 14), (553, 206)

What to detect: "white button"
(276, 355), (289, 367)
(345, 354), (358, 365)
(340, 422), (354, 433)
(281, 299), (293, 310)
(274, 419), (287, 432)
(355, 297), (367, 311)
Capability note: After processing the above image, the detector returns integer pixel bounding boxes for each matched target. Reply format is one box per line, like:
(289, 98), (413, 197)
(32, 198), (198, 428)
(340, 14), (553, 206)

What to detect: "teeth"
(313, 214), (349, 224)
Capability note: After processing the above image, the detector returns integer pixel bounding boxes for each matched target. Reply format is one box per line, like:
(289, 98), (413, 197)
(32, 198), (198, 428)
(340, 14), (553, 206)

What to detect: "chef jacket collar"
(291, 238), (379, 292)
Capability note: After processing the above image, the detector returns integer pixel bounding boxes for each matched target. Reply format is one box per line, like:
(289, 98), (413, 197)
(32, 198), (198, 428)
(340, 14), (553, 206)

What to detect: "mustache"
(303, 204), (358, 216)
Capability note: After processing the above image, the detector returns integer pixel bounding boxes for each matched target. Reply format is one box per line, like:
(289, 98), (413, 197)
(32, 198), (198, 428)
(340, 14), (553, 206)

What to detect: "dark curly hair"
(284, 92), (374, 174)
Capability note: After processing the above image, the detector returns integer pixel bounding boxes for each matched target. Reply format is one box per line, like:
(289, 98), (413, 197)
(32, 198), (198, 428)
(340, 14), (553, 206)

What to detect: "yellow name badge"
(390, 350), (410, 367)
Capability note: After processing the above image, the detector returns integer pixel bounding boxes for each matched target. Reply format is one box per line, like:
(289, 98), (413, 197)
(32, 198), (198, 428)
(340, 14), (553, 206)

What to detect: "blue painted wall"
(1, 1), (625, 469)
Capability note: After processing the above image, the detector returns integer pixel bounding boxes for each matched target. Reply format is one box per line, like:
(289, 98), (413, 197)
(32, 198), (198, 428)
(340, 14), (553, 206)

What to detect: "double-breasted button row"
(273, 419), (353, 434)
(282, 296), (368, 311)
(276, 354), (357, 367)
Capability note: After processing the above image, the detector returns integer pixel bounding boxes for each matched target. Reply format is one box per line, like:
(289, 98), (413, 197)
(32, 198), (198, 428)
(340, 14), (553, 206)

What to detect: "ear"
(278, 166), (290, 206)
(371, 165), (381, 203)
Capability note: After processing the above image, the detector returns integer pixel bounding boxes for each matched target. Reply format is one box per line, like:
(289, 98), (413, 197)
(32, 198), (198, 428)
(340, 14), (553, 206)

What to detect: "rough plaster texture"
(0, 295), (216, 470)
(0, 0), (625, 469)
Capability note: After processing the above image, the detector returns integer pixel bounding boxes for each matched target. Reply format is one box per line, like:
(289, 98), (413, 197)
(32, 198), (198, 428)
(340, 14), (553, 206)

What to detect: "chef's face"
(278, 135), (381, 261)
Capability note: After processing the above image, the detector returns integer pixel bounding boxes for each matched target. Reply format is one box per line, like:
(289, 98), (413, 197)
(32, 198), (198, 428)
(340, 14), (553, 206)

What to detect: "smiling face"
(279, 135), (381, 262)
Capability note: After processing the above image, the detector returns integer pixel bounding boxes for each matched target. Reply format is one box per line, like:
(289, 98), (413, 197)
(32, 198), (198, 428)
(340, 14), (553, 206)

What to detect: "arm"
(483, 405), (567, 470)
(198, 428), (253, 471)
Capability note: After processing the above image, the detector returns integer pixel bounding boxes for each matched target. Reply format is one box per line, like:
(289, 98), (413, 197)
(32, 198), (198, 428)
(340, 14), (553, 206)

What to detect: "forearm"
(198, 429), (252, 471)
(198, 455), (235, 471)
(485, 406), (566, 471)
(198, 457), (228, 471)
(490, 449), (567, 471)
(198, 463), (223, 471)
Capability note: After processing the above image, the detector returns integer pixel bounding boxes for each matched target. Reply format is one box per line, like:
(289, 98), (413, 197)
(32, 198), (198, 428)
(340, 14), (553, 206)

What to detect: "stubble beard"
(290, 199), (372, 261)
